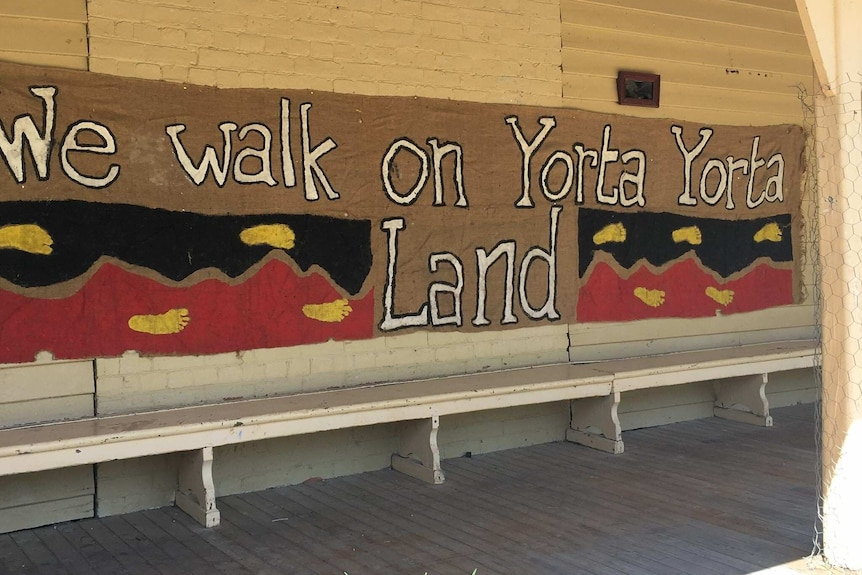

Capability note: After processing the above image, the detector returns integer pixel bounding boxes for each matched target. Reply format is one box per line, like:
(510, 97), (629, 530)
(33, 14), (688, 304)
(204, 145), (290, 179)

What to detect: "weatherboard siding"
(560, 0), (813, 126)
(0, 0), (88, 70)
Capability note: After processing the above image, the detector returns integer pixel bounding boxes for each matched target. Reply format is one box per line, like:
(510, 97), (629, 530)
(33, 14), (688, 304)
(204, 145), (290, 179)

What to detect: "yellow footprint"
(705, 286), (734, 307)
(128, 308), (190, 335)
(754, 222), (782, 243)
(672, 225), (702, 245)
(593, 222), (626, 245)
(633, 287), (665, 308)
(0, 224), (53, 255)
(240, 224), (296, 250)
(302, 299), (353, 323)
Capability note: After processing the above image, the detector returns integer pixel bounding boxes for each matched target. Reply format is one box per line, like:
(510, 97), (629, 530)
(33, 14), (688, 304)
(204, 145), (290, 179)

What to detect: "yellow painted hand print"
(240, 224), (296, 250)
(302, 299), (353, 323)
(705, 286), (734, 307)
(0, 224), (54, 255)
(672, 225), (702, 245)
(128, 308), (190, 335)
(593, 222), (626, 245)
(754, 222), (782, 243)
(634, 287), (665, 308)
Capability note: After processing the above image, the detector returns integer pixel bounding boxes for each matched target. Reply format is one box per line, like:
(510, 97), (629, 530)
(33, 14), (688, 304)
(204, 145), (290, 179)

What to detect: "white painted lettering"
(0, 86), (57, 183)
(595, 125), (620, 205)
(382, 138), (430, 206)
(518, 206), (561, 321)
(506, 116), (556, 208)
(540, 151), (574, 202)
(671, 125), (713, 206)
(166, 122), (237, 186)
(746, 136), (767, 208)
(427, 138), (467, 207)
(764, 153), (785, 203)
(725, 156), (748, 210)
(379, 218), (429, 331)
(280, 98), (296, 188)
(233, 123), (277, 186)
(300, 102), (339, 201)
(617, 150), (646, 207)
(572, 143), (598, 204)
(60, 121), (120, 188)
(699, 158), (728, 206)
(429, 252), (464, 326)
(474, 242), (518, 326)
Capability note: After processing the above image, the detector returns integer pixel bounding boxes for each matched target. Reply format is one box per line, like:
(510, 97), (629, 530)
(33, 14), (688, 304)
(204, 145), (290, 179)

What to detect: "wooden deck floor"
(0, 404), (832, 575)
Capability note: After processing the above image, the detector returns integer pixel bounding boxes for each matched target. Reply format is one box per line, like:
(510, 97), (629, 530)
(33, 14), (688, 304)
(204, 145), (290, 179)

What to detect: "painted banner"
(0, 63), (804, 363)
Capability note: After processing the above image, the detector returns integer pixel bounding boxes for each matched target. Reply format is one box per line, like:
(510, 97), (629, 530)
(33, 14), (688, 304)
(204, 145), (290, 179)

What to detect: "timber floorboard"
(0, 403), (835, 574)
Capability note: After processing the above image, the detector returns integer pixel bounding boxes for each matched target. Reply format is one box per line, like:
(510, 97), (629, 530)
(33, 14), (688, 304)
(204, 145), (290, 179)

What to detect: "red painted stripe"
(577, 259), (793, 322)
(0, 261), (374, 363)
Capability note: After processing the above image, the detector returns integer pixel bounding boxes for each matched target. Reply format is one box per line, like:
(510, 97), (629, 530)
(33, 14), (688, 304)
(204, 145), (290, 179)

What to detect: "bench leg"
(714, 373), (773, 427)
(175, 446), (221, 528)
(567, 392), (624, 454)
(391, 415), (445, 484)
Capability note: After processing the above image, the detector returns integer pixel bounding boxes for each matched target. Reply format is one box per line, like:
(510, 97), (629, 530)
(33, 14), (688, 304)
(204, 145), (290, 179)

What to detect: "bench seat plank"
(600, 340), (817, 393)
(567, 340), (818, 454)
(0, 363), (612, 477)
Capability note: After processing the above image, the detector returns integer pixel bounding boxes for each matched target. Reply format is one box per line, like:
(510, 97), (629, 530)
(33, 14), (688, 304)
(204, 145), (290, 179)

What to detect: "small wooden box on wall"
(617, 71), (660, 108)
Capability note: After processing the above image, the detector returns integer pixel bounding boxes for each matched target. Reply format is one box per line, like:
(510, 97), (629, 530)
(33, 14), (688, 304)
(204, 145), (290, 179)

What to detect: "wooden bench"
(567, 339), (819, 454)
(0, 339), (817, 529)
(0, 362), (613, 528)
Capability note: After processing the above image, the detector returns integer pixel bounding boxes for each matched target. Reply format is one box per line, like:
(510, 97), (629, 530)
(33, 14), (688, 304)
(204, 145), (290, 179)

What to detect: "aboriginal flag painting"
(577, 208), (794, 322)
(0, 201), (374, 362)
(0, 62), (806, 363)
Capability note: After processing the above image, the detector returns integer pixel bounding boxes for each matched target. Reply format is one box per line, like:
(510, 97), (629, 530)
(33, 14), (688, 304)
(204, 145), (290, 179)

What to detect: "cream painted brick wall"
(214, 423), (402, 496)
(87, 0), (563, 106)
(95, 324), (570, 414)
(96, 454), (181, 516)
(439, 402), (569, 459)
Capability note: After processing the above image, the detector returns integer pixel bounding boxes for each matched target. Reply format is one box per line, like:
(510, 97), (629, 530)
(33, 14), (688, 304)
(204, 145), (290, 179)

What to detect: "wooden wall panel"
(0, 0), (87, 70)
(0, 359), (95, 533)
(0, 360), (95, 427)
(569, 306), (816, 359)
(0, 396), (94, 428)
(0, 467), (94, 533)
(560, 0), (814, 125)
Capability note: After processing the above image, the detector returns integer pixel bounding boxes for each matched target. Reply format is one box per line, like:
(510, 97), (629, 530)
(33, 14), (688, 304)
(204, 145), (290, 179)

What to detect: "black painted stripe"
(578, 208), (793, 278)
(0, 201), (372, 295)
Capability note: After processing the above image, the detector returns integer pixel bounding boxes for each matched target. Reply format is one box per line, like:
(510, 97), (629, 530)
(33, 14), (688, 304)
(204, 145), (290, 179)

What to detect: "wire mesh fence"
(805, 74), (862, 573)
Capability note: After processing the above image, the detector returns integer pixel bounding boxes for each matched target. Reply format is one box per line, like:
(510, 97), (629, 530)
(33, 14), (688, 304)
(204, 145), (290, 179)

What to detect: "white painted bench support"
(391, 416), (445, 485)
(566, 392), (624, 454)
(175, 446), (220, 528)
(713, 373), (773, 427)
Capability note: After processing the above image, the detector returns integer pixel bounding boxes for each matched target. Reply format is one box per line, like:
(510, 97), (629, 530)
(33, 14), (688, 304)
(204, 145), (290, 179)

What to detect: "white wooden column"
(798, 0), (862, 568)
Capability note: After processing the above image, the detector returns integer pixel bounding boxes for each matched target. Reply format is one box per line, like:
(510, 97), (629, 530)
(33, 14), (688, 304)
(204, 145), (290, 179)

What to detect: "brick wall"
(87, 0), (563, 106)
(95, 326), (571, 415)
